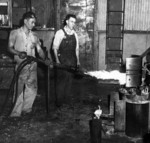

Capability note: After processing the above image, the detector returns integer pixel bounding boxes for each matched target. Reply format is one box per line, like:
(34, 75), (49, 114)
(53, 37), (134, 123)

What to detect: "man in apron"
(8, 12), (45, 117)
(53, 14), (80, 108)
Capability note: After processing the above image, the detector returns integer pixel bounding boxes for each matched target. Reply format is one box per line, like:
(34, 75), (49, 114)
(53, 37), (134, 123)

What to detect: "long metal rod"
(46, 66), (50, 113)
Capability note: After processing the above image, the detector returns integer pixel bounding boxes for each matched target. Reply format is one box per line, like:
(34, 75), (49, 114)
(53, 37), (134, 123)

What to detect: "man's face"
(66, 17), (76, 30)
(24, 18), (36, 30)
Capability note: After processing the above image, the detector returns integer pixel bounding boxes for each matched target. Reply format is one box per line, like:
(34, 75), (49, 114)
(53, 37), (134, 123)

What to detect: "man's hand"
(44, 58), (53, 68)
(77, 61), (80, 66)
(18, 51), (27, 59)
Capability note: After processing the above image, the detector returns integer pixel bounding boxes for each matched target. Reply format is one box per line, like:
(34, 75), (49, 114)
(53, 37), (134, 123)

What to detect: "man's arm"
(74, 32), (80, 66)
(8, 30), (20, 56)
(53, 45), (61, 64)
(52, 30), (63, 64)
(36, 41), (45, 60)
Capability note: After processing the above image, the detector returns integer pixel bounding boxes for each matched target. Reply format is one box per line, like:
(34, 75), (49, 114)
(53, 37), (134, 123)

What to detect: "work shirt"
(10, 27), (39, 64)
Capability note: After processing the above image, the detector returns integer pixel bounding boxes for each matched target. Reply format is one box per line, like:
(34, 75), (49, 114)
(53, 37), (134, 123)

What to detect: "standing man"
(8, 11), (45, 117)
(53, 14), (80, 108)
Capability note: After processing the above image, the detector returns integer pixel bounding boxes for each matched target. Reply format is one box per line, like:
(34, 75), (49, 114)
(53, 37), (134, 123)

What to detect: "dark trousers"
(54, 68), (73, 107)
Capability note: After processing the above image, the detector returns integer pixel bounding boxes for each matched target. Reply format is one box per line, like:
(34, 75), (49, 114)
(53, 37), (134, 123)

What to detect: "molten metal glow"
(87, 70), (126, 85)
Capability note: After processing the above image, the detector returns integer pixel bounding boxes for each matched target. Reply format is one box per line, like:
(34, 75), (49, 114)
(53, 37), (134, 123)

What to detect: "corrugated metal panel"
(97, 0), (150, 31)
(125, 0), (150, 31)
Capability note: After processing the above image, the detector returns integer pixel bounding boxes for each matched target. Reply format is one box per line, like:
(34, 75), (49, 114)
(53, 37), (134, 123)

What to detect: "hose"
(0, 57), (38, 117)
(0, 56), (86, 117)
(9, 57), (37, 115)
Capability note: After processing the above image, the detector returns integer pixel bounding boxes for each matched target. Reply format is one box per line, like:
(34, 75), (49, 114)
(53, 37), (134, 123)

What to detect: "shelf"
(106, 50), (123, 51)
(108, 11), (124, 13)
(107, 24), (123, 26)
(106, 37), (123, 39)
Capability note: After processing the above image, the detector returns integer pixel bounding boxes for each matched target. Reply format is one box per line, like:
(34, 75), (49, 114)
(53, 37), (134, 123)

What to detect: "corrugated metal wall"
(97, 0), (150, 31)
(125, 0), (150, 31)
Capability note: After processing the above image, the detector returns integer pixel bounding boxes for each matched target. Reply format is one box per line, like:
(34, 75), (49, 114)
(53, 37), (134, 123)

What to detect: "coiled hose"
(0, 56), (85, 117)
(0, 56), (49, 117)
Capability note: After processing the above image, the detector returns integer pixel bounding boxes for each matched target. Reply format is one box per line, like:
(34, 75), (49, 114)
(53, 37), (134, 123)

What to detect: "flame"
(86, 70), (126, 85)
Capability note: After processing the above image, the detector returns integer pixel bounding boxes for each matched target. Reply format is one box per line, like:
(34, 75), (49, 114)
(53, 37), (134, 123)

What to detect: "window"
(0, 0), (12, 28)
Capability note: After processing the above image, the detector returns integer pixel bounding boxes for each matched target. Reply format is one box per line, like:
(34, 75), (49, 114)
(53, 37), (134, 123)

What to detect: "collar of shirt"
(20, 27), (32, 38)
(64, 26), (74, 35)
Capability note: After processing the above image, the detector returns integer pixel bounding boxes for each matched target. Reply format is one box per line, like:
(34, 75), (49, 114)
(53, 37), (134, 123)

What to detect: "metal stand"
(46, 66), (50, 113)
(89, 119), (102, 143)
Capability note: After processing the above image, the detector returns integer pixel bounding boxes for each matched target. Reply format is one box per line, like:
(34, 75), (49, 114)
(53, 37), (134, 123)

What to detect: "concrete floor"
(0, 67), (147, 143)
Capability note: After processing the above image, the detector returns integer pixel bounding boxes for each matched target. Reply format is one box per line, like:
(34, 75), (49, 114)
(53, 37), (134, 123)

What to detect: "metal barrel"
(125, 101), (149, 138)
(126, 56), (142, 87)
(89, 119), (102, 143)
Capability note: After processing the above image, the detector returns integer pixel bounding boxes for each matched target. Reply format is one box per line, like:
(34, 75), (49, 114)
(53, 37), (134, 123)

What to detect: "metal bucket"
(89, 119), (102, 143)
(126, 57), (142, 87)
(125, 101), (149, 138)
